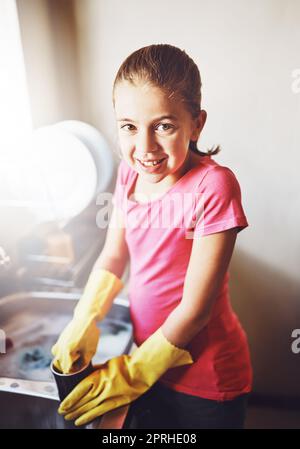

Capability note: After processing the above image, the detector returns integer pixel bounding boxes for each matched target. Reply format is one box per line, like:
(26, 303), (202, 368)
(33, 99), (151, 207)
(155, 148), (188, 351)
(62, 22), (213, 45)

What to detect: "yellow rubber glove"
(58, 327), (193, 426)
(51, 268), (124, 374)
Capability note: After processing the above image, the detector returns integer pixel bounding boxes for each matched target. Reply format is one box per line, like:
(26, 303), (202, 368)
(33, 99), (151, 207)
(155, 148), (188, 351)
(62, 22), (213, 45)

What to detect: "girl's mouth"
(136, 157), (167, 173)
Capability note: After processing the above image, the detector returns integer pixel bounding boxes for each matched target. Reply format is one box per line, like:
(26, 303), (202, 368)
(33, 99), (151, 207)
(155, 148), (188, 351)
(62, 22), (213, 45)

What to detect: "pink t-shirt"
(112, 155), (253, 401)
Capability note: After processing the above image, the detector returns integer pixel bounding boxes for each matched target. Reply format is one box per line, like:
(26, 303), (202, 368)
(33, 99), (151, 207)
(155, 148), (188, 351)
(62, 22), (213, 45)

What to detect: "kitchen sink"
(0, 291), (133, 429)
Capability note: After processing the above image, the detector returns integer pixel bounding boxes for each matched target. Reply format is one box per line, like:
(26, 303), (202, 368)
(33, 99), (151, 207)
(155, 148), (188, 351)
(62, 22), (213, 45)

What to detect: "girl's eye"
(156, 123), (174, 132)
(120, 123), (174, 132)
(121, 124), (135, 131)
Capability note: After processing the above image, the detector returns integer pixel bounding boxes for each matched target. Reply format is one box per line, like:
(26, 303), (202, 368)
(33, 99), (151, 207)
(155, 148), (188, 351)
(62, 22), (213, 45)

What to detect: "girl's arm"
(162, 227), (238, 348)
(92, 205), (129, 279)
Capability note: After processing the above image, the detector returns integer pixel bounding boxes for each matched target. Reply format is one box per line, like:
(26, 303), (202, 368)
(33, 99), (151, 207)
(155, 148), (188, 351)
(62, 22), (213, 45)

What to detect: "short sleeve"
(191, 166), (249, 237)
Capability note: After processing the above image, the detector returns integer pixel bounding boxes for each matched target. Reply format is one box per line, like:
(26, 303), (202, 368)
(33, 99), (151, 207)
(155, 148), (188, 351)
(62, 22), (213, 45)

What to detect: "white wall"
(17, 0), (83, 127)
(72, 0), (300, 398)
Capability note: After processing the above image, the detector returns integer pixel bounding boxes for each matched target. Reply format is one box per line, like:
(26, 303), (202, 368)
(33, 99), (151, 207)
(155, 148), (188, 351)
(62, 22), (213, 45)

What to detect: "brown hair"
(112, 44), (220, 157)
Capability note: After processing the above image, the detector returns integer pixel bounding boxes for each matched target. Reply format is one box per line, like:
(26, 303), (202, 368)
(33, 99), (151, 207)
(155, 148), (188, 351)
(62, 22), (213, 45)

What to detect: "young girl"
(52, 44), (253, 429)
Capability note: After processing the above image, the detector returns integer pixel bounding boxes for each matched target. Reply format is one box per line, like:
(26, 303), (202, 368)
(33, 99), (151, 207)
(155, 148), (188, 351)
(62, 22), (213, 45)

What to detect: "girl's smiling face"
(114, 81), (206, 185)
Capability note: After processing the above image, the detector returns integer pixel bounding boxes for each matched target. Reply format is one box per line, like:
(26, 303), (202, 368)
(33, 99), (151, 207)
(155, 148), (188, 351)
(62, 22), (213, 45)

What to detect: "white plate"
(30, 125), (98, 222)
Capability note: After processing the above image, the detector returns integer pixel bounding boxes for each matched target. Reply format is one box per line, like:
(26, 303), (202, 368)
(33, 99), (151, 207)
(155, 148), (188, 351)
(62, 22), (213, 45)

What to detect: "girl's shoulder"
(188, 154), (242, 197)
(188, 153), (236, 181)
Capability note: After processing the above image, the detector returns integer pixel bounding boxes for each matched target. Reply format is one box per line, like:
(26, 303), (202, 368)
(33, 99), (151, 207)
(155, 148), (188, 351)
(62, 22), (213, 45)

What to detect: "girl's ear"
(191, 110), (207, 141)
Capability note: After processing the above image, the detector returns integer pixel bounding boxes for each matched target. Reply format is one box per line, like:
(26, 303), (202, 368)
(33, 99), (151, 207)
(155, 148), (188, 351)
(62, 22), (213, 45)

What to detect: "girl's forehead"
(114, 81), (184, 118)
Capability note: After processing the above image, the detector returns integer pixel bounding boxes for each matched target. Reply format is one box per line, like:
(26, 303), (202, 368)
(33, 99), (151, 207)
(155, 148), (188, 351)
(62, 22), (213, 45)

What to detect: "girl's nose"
(136, 129), (159, 154)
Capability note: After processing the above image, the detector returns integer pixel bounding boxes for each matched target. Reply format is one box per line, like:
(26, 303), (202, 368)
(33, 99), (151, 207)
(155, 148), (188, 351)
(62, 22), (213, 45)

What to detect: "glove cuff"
(130, 327), (193, 386)
(74, 268), (124, 321)
(157, 327), (194, 367)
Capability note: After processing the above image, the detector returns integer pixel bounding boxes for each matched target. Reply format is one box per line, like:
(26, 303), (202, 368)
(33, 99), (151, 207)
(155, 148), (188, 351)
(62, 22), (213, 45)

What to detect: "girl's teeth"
(140, 159), (164, 167)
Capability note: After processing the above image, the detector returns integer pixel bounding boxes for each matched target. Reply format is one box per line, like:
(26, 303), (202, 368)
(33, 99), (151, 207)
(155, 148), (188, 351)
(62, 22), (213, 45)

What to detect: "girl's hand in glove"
(51, 269), (124, 374)
(58, 327), (193, 426)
